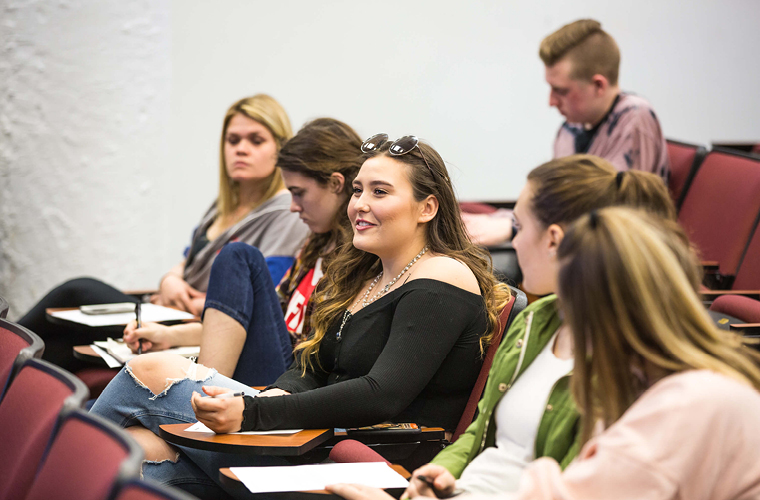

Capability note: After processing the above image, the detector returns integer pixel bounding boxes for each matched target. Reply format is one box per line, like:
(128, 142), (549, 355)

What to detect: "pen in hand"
(414, 475), (460, 499)
(208, 391), (245, 399)
(136, 302), (144, 355)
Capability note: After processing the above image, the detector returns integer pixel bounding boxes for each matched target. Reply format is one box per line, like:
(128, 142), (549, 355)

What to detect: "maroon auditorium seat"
(665, 139), (707, 210)
(24, 409), (142, 500)
(733, 223), (760, 290)
(0, 317), (44, 400)
(710, 295), (760, 324)
(678, 149), (760, 282)
(0, 359), (87, 500)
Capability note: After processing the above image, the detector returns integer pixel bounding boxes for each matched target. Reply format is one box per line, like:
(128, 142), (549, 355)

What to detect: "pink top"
(510, 370), (760, 500)
(553, 93), (670, 179)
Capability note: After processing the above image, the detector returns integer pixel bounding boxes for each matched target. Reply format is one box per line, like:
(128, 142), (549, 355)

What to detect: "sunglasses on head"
(360, 133), (446, 181)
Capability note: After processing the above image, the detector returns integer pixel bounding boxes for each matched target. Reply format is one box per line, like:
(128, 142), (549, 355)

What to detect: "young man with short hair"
(464, 19), (670, 247)
(542, 19), (669, 178)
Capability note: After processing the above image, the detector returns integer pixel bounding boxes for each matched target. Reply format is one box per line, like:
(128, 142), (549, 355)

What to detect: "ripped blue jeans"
(89, 362), (287, 491)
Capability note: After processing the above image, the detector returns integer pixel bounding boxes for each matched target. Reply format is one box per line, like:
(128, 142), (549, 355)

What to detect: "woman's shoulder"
(409, 255), (480, 295)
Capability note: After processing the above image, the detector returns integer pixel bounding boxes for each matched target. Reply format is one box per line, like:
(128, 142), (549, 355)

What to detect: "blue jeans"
(90, 363), (287, 493)
(204, 242), (294, 386)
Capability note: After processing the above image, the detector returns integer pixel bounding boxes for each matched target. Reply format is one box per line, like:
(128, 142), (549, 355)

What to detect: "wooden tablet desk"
(73, 344), (108, 365)
(159, 424), (334, 456)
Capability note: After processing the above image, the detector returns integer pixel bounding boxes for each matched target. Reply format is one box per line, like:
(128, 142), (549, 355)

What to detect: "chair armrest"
(730, 323), (760, 335)
(701, 261), (719, 272)
(309, 427), (447, 471)
(330, 427), (445, 445)
(123, 289), (158, 300)
(481, 200), (516, 210)
(702, 290), (760, 301)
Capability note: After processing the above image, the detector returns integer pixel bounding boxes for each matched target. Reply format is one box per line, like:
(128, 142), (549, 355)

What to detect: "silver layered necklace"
(335, 246), (429, 340)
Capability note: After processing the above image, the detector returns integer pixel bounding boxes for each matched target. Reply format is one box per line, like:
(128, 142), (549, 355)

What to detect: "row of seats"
(0, 315), (198, 500)
(668, 140), (760, 290)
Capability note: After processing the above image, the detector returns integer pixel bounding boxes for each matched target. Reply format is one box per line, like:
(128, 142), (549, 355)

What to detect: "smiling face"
(348, 155), (429, 258)
(223, 113), (278, 183)
(281, 170), (345, 234)
(512, 182), (562, 296)
(545, 58), (603, 126)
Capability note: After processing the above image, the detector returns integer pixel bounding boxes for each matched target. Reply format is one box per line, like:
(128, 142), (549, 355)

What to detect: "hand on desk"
(152, 274), (206, 315)
(191, 386), (245, 433)
(123, 321), (173, 353)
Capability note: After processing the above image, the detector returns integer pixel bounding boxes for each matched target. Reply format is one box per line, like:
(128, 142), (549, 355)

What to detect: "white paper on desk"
(90, 344), (123, 369)
(51, 303), (195, 327)
(184, 421), (302, 435)
(231, 462), (409, 493)
(90, 339), (200, 366)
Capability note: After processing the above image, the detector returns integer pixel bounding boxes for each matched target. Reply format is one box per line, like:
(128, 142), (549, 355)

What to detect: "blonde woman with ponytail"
(498, 207), (760, 500)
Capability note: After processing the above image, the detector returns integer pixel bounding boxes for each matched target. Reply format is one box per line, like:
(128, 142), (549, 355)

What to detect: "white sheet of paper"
(184, 421), (302, 435)
(51, 303), (195, 327)
(231, 462), (409, 493)
(90, 338), (200, 366)
(90, 344), (122, 368)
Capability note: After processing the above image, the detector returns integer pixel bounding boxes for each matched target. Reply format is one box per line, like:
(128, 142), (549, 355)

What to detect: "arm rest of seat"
(122, 289), (158, 300)
(702, 290), (760, 301)
(702, 261), (719, 273)
(302, 427), (448, 470)
(730, 323), (760, 335)
(329, 427), (446, 445)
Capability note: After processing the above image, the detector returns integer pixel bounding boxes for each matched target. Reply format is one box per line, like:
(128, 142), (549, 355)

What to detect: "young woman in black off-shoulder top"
(90, 133), (510, 495)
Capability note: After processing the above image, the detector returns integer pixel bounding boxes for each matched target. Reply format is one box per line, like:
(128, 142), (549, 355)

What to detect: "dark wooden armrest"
(731, 323), (760, 335)
(329, 426), (445, 445)
(701, 261), (720, 272)
(481, 200), (516, 210)
(702, 290), (760, 301)
(123, 289), (158, 299)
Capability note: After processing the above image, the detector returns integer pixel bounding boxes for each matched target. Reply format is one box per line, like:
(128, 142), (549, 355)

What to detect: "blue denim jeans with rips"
(90, 363), (288, 493)
(90, 242), (297, 493)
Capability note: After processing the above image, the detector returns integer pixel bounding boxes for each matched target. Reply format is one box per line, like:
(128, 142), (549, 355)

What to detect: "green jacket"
(431, 295), (580, 478)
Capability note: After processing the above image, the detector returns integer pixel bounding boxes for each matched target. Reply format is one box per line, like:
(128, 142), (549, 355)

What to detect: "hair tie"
(615, 171), (625, 189)
(589, 209), (599, 229)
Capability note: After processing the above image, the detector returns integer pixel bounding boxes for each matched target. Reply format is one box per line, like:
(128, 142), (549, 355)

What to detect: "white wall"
(0, 0), (171, 318)
(167, 0), (760, 250)
(2, 0), (759, 317)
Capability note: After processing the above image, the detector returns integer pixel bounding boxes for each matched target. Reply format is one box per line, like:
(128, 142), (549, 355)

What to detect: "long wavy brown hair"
(277, 118), (364, 270)
(559, 208), (760, 446)
(296, 139), (511, 371)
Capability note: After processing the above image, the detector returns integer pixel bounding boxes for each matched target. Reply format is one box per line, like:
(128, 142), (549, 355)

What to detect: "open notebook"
(91, 338), (200, 367)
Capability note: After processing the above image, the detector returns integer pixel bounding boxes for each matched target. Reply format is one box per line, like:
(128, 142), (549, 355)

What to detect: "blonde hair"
(297, 141), (511, 372)
(539, 19), (620, 85)
(559, 207), (760, 445)
(217, 94), (293, 217)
